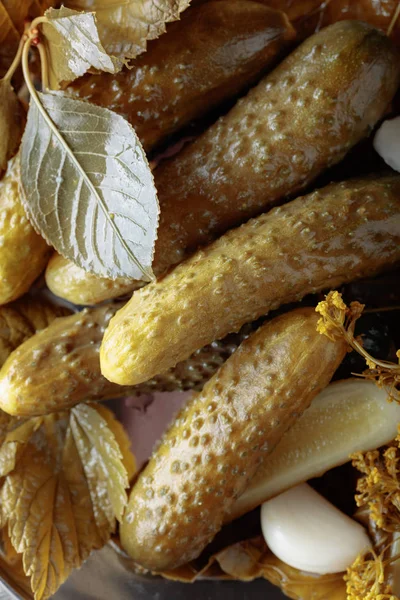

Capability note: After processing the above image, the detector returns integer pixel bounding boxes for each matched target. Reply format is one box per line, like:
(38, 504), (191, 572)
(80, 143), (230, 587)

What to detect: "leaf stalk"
(1, 35), (26, 83)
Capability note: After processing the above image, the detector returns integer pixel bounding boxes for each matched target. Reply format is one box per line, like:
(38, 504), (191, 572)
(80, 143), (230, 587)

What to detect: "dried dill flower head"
(346, 424), (400, 599)
(316, 291), (400, 402)
(316, 290), (364, 342)
(317, 291), (400, 598)
(352, 437), (400, 533)
(345, 548), (397, 600)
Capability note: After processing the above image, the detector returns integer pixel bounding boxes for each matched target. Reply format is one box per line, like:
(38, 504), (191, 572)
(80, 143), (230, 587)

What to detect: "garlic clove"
(261, 483), (371, 575)
(231, 379), (400, 520)
(373, 116), (400, 172)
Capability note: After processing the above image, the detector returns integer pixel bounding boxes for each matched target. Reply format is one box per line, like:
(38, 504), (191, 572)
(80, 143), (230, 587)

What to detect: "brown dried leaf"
(161, 535), (346, 597)
(0, 79), (23, 174)
(70, 403), (130, 524)
(2, 0), (56, 32)
(0, 418), (38, 481)
(262, 1), (400, 44)
(2, 528), (28, 579)
(0, 1), (20, 78)
(317, 0), (400, 46)
(214, 537), (347, 599)
(0, 295), (71, 369)
(65, 0), (192, 60)
(0, 528), (32, 596)
(259, 0), (328, 24)
(0, 403), (131, 600)
(42, 7), (125, 90)
(1, 0), (33, 30)
(94, 403), (136, 480)
(0, 0), (57, 78)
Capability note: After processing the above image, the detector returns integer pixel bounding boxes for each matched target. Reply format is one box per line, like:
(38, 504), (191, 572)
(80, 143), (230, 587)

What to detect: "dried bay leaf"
(66, 0), (192, 60)
(20, 91), (159, 281)
(0, 403), (132, 600)
(42, 7), (125, 89)
(0, 80), (23, 173)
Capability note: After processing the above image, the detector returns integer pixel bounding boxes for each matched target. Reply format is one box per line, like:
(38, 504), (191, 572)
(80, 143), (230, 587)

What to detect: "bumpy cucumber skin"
(0, 297), (70, 368)
(152, 20), (400, 276)
(48, 20), (399, 306)
(45, 253), (136, 305)
(0, 157), (51, 305)
(101, 176), (400, 385)
(45, 1), (294, 307)
(0, 306), (254, 416)
(120, 308), (347, 571)
(70, 1), (294, 152)
(0, 305), (124, 416)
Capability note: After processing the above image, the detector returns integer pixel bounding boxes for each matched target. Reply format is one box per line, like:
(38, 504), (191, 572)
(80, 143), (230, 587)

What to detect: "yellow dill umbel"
(345, 548), (398, 600)
(316, 291), (400, 402)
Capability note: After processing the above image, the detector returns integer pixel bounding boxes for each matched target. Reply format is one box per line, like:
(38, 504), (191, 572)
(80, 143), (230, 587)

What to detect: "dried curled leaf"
(0, 80), (23, 173)
(264, 1), (400, 45)
(0, 1), (20, 78)
(351, 431), (400, 533)
(312, 0), (400, 47)
(70, 403), (130, 524)
(213, 536), (347, 599)
(345, 549), (398, 600)
(316, 291), (400, 401)
(20, 91), (159, 280)
(66, 0), (192, 60)
(0, 294), (70, 369)
(94, 403), (136, 480)
(42, 7), (125, 90)
(2, 0), (55, 33)
(0, 0), (57, 77)
(0, 403), (132, 600)
(1, 528), (30, 587)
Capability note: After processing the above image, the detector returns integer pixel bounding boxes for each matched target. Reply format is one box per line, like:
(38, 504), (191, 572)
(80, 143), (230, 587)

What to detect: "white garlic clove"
(231, 379), (400, 520)
(373, 116), (400, 172)
(261, 483), (371, 575)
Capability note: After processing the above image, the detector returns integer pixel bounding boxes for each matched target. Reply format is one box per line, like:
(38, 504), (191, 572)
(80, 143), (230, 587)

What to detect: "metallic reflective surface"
(51, 544), (285, 600)
(0, 547), (286, 600)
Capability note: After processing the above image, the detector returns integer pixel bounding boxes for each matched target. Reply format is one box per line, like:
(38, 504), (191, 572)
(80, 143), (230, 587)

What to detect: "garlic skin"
(261, 483), (371, 575)
(373, 116), (400, 172)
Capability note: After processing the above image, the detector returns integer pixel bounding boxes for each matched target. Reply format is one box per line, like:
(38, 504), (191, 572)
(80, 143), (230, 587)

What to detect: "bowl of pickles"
(0, 1), (400, 599)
